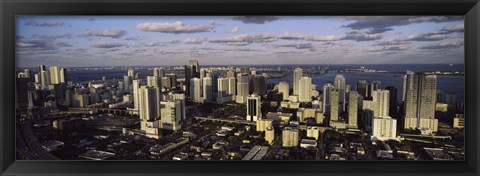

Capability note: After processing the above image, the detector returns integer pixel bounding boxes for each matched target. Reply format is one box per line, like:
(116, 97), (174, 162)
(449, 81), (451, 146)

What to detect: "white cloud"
(136, 21), (214, 34)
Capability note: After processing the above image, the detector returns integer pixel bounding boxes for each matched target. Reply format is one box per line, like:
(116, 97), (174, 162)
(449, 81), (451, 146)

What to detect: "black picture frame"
(1, 0), (479, 176)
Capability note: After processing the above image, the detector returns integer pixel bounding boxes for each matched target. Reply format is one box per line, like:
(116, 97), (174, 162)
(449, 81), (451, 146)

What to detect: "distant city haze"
(16, 16), (464, 67)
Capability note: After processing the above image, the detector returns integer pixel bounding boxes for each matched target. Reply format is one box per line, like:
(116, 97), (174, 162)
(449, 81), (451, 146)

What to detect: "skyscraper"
(38, 65), (50, 87)
(404, 72), (438, 132)
(226, 66), (236, 78)
(348, 91), (359, 128)
(138, 86), (161, 121)
(132, 80), (141, 111)
(278, 81), (289, 100)
(334, 74), (346, 110)
(299, 77), (312, 103)
(123, 75), (132, 92)
(322, 82), (334, 114)
(160, 100), (182, 131)
(247, 94), (262, 121)
(282, 127), (299, 147)
(49, 66), (66, 85)
(166, 73), (177, 89)
(202, 76), (213, 102)
(253, 75), (267, 95)
(147, 76), (161, 88)
(190, 78), (202, 103)
(293, 68), (303, 96)
(385, 86), (398, 117)
(184, 60), (200, 95)
(153, 68), (165, 77)
(127, 69), (135, 77)
(330, 90), (340, 121)
(357, 80), (368, 99)
(236, 73), (249, 104)
(363, 90), (390, 118)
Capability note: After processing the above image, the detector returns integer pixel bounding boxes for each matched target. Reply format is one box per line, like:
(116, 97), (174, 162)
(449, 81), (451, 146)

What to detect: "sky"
(16, 16), (465, 67)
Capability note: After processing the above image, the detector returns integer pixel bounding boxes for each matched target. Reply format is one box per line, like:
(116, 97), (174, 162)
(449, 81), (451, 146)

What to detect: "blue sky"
(16, 16), (464, 67)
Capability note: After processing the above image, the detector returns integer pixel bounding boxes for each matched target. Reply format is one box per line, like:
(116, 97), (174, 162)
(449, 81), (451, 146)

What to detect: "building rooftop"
(79, 150), (115, 160)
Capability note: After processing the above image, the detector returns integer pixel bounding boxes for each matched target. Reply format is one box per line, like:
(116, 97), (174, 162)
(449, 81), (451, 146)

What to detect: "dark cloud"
(82, 29), (127, 38)
(342, 16), (463, 34)
(24, 20), (65, 27)
(420, 42), (464, 50)
(230, 16), (280, 24)
(136, 22), (214, 34)
(91, 42), (126, 48)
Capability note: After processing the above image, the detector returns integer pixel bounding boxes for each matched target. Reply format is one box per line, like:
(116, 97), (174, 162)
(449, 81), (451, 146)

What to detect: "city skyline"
(16, 16), (464, 67)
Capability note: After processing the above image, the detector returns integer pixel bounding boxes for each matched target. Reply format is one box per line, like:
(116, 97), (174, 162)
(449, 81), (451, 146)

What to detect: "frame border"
(1, 0), (479, 176)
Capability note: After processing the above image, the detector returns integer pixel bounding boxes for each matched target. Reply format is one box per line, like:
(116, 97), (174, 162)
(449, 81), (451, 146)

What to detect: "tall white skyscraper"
(362, 89), (389, 118)
(236, 73), (249, 104)
(202, 76), (213, 102)
(293, 68), (303, 96)
(278, 81), (289, 100)
(246, 94), (262, 121)
(334, 74), (346, 110)
(217, 77), (236, 103)
(404, 72), (438, 132)
(49, 66), (66, 85)
(298, 77), (312, 103)
(348, 91), (359, 128)
(190, 78), (202, 103)
(133, 80), (141, 111)
(138, 86), (161, 121)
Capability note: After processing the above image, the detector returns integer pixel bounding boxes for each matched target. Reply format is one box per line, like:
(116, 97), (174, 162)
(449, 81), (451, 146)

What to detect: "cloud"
(420, 42), (464, 50)
(209, 33), (276, 46)
(305, 34), (342, 42)
(273, 42), (314, 50)
(278, 32), (342, 42)
(342, 16), (463, 34)
(82, 29), (127, 38)
(184, 38), (205, 44)
(24, 20), (65, 27)
(230, 16), (280, 24)
(375, 40), (410, 46)
(403, 32), (447, 41)
(35, 33), (72, 40)
(91, 42), (126, 48)
(440, 24), (464, 34)
(278, 32), (306, 40)
(229, 26), (241, 33)
(341, 30), (383, 42)
(368, 45), (410, 52)
(16, 40), (54, 50)
(136, 21), (214, 34)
